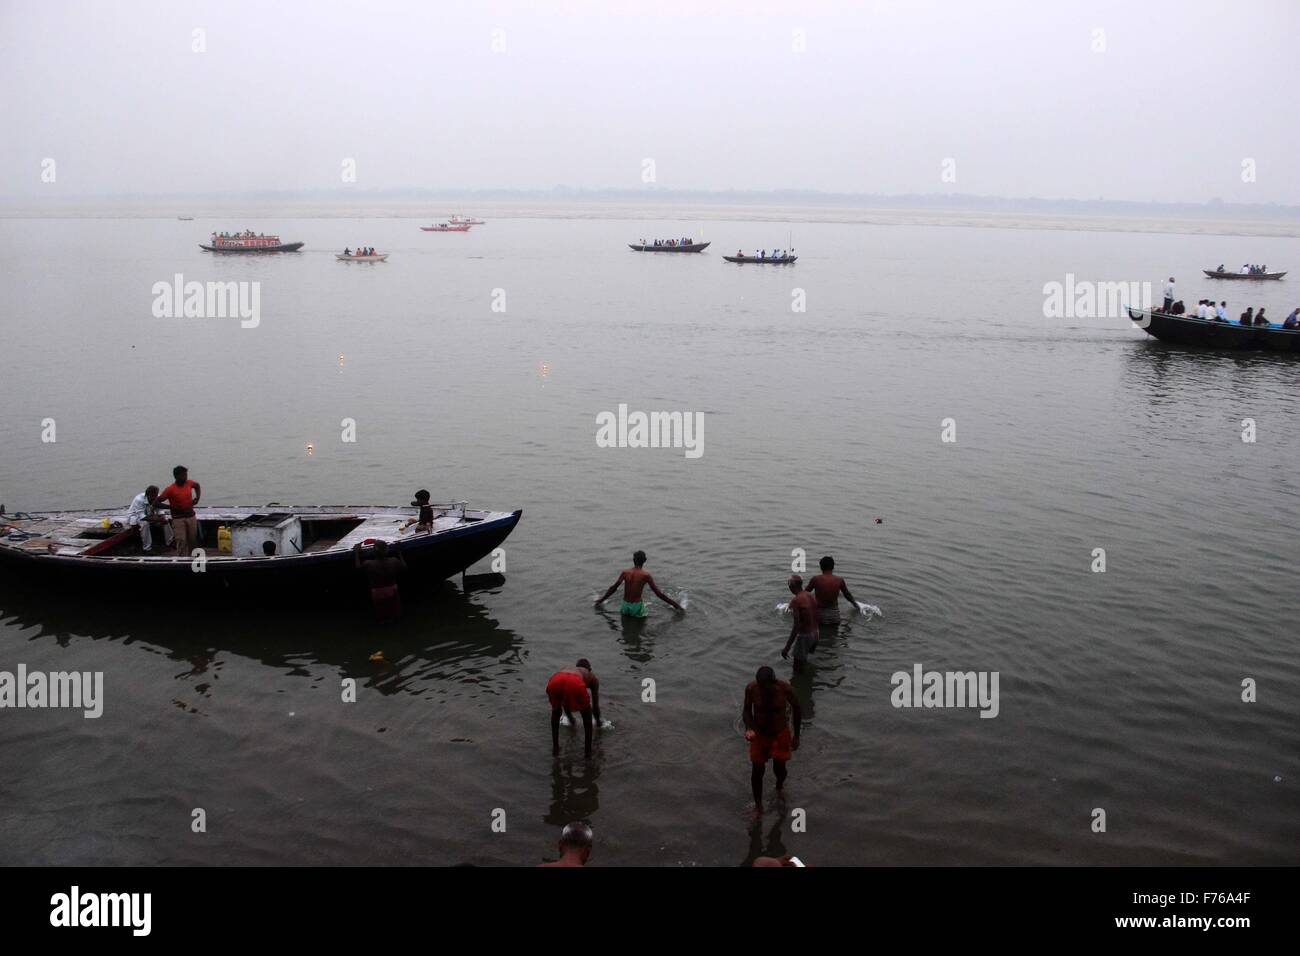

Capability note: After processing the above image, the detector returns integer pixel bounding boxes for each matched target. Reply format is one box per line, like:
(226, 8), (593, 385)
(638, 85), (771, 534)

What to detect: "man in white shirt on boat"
(1196, 300), (1209, 319)
(126, 485), (173, 552)
(1163, 278), (1175, 311)
(1215, 301), (1229, 322)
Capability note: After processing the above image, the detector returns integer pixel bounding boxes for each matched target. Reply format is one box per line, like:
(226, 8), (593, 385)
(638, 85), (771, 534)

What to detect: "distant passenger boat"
(0, 502), (521, 596)
(201, 232), (304, 253)
(450, 216), (485, 225)
(1203, 269), (1286, 280)
(1128, 308), (1300, 352)
(421, 222), (472, 232)
(177, 215), (194, 221)
(628, 241), (710, 253)
(336, 253), (388, 262)
(723, 254), (797, 264)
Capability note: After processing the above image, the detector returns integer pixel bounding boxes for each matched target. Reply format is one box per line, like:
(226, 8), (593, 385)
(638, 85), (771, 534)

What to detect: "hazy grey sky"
(2, 0), (1296, 203)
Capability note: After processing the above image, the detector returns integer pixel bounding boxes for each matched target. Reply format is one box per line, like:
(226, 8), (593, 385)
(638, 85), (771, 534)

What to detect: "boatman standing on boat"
(354, 539), (406, 623)
(595, 550), (684, 617)
(154, 466), (201, 556)
(743, 665), (801, 816)
(126, 484), (173, 553)
(806, 555), (862, 628)
(1163, 277), (1175, 312)
(547, 659), (601, 758)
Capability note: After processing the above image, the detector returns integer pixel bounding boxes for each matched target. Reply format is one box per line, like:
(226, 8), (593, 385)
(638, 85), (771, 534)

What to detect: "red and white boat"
(421, 222), (472, 232)
(201, 230), (304, 253)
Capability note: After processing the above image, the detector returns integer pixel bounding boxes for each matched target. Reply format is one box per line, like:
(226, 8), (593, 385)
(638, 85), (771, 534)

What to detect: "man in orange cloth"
(743, 665), (802, 816)
(547, 659), (601, 758)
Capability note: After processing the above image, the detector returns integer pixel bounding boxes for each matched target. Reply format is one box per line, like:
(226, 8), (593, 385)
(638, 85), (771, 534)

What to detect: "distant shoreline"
(3, 197), (1300, 238)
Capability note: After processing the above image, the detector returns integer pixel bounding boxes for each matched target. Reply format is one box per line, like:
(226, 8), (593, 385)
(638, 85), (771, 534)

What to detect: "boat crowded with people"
(421, 222), (472, 232)
(628, 238), (710, 253)
(337, 248), (388, 261)
(1128, 307), (1300, 352)
(201, 230), (305, 253)
(0, 501), (521, 595)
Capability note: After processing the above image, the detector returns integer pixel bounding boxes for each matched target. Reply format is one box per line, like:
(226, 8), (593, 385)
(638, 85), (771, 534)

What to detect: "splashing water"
(677, 590), (689, 609)
(856, 602), (883, 619)
(600, 720), (615, 730)
(776, 602), (791, 614)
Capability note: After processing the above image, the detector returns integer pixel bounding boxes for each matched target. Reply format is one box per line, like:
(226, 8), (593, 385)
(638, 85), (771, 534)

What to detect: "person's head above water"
(576, 658), (592, 671)
(788, 574), (803, 594)
(558, 821), (594, 861)
(373, 540), (389, 558)
(819, 555), (835, 572)
(756, 665), (777, 685)
(633, 550), (647, 567)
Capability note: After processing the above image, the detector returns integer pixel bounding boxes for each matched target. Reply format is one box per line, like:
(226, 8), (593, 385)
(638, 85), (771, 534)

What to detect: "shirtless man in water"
(743, 666), (801, 815)
(781, 575), (820, 671)
(594, 550), (684, 617)
(547, 659), (602, 758)
(806, 555), (860, 627)
(354, 539), (406, 623)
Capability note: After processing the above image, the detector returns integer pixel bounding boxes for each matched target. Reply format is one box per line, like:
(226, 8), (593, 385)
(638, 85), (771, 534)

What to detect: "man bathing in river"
(743, 666), (801, 815)
(782, 575), (820, 671)
(354, 539), (406, 623)
(806, 555), (861, 627)
(538, 821), (594, 867)
(547, 659), (601, 758)
(595, 550), (684, 617)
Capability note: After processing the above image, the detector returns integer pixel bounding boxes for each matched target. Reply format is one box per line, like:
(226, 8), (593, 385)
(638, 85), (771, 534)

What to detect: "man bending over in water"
(806, 555), (861, 627)
(743, 665), (801, 815)
(781, 575), (820, 671)
(547, 659), (601, 758)
(354, 539), (406, 623)
(595, 550), (684, 617)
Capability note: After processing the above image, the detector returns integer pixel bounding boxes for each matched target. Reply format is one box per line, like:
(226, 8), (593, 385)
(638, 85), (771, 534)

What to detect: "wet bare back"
(745, 681), (794, 737)
(808, 573), (846, 608)
(791, 591), (818, 633)
(620, 567), (655, 602)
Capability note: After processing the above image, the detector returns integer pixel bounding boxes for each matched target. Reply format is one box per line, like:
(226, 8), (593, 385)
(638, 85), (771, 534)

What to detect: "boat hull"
(628, 242), (710, 253)
(723, 255), (797, 264)
(1202, 270), (1286, 280)
(421, 226), (471, 232)
(0, 506), (521, 598)
(1128, 308), (1300, 352)
(200, 242), (305, 253)
(336, 254), (388, 261)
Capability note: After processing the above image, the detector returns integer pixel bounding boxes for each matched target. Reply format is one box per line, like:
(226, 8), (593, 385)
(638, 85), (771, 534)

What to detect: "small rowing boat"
(723, 254), (797, 264)
(336, 253), (388, 262)
(1203, 269), (1286, 280)
(1128, 307), (1300, 352)
(0, 502), (521, 597)
(628, 241), (710, 253)
(422, 223), (472, 232)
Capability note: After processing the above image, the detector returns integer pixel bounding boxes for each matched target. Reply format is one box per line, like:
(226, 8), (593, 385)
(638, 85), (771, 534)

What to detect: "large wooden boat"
(421, 223), (472, 232)
(1128, 308), (1300, 352)
(1203, 269), (1286, 280)
(201, 232), (304, 253)
(0, 502), (521, 596)
(723, 254), (797, 264)
(628, 241), (710, 253)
